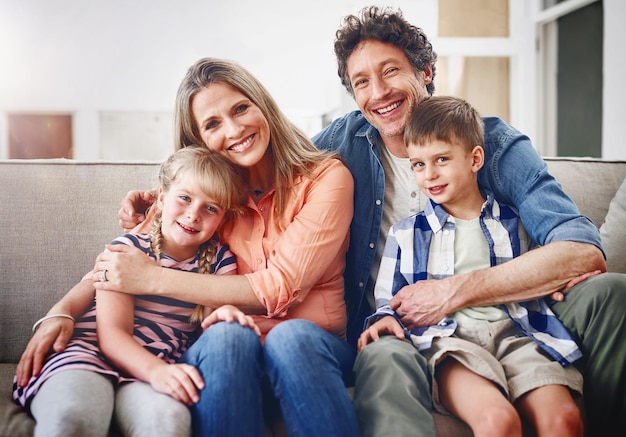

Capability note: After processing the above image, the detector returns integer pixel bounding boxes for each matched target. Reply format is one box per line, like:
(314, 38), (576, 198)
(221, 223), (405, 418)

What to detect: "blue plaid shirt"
(368, 192), (582, 367)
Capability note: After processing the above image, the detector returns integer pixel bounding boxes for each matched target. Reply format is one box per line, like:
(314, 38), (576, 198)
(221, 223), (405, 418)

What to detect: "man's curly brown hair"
(334, 5), (437, 97)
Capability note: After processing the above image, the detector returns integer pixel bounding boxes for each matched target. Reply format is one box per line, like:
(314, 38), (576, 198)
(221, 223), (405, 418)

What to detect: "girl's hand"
(148, 363), (205, 406)
(357, 316), (406, 353)
(201, 305), (261, 336)
(15, 316), (75, 387)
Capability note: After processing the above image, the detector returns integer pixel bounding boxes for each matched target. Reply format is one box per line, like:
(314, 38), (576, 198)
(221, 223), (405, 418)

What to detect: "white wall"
(0, 0), (623, 160)
(603, 0), (626, 160)
(0, 0), (433, 160)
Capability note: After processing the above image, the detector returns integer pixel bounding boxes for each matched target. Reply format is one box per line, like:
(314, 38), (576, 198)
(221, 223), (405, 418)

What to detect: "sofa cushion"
(0, 396), (33, 437)
(600, 176), (626, 273)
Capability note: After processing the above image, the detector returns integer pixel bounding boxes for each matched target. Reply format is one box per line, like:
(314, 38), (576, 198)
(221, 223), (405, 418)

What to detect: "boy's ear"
(471, 145), (485, 172)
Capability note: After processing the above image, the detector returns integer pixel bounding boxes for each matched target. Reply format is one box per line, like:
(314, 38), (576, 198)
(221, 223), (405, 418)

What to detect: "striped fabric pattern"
(13, 233), (236, 408)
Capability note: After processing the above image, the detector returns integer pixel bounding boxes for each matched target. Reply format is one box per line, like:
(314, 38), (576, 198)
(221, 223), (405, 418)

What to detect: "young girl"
(13, 146), (259, 437)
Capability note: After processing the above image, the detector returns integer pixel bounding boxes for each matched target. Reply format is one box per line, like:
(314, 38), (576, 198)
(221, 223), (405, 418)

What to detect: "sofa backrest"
(0, 160), (160, 363)
(544, 157), (626, 228)
(0, 157), (625, 364)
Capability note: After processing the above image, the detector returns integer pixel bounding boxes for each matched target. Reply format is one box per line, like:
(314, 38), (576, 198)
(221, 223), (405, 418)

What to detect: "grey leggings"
(30, 370), (191, 437)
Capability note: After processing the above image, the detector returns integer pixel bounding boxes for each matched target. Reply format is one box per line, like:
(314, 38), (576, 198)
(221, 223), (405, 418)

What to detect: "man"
(312, 5), (625, 437)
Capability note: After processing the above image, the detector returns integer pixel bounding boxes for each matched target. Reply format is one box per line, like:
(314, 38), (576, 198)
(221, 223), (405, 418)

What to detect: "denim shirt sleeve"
(478, 117), (604, 254)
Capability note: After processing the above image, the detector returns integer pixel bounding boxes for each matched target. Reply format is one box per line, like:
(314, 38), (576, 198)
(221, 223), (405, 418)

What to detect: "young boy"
(358, 96), (584, 437)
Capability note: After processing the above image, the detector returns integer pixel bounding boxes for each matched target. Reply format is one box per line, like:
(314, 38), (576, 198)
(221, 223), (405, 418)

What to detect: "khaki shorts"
(422, 318), (583, 414)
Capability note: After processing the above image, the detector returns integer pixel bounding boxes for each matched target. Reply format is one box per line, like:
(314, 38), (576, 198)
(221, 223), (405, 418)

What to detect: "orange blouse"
(222, 158), (354, 338)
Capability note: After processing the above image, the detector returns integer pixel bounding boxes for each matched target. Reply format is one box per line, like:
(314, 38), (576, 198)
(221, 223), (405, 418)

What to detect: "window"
(8, 113), (73, 159)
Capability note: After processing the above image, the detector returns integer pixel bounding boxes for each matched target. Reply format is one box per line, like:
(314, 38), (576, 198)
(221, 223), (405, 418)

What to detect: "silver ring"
(100, 270), (108, 282)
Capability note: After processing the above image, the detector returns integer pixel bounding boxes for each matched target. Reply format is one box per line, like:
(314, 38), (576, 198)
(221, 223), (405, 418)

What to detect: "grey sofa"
(1, 157), (625, 436)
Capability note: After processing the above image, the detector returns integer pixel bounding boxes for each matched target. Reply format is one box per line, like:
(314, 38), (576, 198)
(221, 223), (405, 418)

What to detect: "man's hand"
(357, 316), (405, 352)
(390, 279), (453, 330)
(15, 317), (75, 387)
(118, 190), (156, 232)
(148, 363), (205, 406)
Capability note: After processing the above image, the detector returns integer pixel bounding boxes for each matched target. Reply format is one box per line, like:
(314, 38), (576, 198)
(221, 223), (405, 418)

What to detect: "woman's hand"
(357, 316), (405, 353)
(148, 362), (205, 406)
(93, 244), (160, 295)
(15, 317), (75, 387)
(118, 190), (157, 232)
(201, 305), (261, 336)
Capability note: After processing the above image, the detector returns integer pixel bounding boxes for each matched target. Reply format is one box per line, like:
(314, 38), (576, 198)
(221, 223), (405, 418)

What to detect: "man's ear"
(423, 64), (434, 85)
(471, 145), (484, 172)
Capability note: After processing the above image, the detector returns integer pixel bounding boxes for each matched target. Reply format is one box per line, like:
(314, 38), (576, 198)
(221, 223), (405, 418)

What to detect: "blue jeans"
(180, 319), (360, 437)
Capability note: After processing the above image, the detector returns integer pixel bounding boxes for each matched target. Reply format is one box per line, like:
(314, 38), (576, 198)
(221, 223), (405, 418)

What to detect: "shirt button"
(358, 282), (364, 288)
(443, 229), (450, 235)
(260, 207), (266, 212)
(411, 191), (417, 198)
(257, 258), (263, 264)
(375, 199), (382, 205)
(369, 243), (375, 249)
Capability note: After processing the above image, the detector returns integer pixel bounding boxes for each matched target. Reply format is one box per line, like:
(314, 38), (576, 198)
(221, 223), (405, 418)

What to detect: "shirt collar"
(424, 189), (499, 233)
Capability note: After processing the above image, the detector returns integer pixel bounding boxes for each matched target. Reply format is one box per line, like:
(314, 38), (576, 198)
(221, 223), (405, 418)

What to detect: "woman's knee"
(183, 321), (261, 364)
(265, 319), (317, 345)
(264, 319), (329, 363)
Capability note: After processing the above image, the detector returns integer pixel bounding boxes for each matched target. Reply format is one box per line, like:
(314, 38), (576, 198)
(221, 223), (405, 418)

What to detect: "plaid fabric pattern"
(368, 192), (582, 366)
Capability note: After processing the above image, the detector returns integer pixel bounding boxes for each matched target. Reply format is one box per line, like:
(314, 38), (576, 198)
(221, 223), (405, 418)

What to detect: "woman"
(18, 58), (359, 437)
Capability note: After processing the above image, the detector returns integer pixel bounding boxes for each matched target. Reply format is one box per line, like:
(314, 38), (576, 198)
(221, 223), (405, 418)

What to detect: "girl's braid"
(150, 212), (217, 324)
(188, 237), (217, 323)
(149, 213), (164, 265)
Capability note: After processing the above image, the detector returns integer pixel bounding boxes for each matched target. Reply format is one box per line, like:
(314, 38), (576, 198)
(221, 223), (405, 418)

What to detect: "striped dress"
(13, 233), (237, 409)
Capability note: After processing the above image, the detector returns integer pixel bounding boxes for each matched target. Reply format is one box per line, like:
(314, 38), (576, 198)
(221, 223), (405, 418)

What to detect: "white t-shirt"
(368, 141), (427, 309)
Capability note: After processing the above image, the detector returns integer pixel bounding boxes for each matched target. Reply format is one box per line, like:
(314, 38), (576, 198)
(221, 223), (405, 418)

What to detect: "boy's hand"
(357, 316), (405, 353)
(550, 270), (603, 301)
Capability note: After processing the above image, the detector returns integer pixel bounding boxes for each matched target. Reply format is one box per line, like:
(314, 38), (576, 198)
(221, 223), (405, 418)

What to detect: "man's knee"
(551, 272), (626, 326)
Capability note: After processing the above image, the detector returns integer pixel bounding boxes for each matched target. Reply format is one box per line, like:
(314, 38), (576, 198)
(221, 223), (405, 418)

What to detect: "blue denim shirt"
(313, 110), (603, 347)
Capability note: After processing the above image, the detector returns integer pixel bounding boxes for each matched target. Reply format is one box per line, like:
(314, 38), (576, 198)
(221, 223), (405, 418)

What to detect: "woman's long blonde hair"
(149, 146), (246, 323)
(174, 57), (340, 216)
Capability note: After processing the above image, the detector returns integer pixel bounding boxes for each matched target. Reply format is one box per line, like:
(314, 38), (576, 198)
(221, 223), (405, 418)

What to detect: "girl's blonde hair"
(149, 146), (247, 323)
(174, 57), (340, 216)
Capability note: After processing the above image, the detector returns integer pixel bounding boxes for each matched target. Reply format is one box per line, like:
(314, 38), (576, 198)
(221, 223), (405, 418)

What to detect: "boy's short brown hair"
(404, 96), (484, 153)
